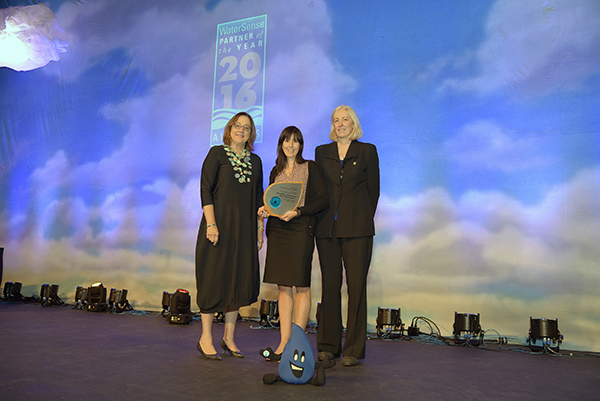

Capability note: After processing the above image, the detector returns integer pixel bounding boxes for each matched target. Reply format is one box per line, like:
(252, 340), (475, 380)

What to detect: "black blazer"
(266, 160), (329, 236)
(314, 140), (380, 239)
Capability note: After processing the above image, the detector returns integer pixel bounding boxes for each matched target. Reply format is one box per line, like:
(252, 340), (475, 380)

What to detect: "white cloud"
(373, 167), (600, 293)
(30, 150), (72, 189)
(436, 0), (600, 96)
(443, 119), (552, 172)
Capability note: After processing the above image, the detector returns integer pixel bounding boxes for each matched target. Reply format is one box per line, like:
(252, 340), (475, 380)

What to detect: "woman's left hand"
(280, 210), (299, 222)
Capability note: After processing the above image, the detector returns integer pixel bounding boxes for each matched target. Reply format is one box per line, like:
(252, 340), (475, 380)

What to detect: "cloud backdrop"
(1, 0), (599, 351)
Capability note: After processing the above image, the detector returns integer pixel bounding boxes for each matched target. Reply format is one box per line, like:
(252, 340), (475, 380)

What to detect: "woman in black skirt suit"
(258, 126), (328, 361)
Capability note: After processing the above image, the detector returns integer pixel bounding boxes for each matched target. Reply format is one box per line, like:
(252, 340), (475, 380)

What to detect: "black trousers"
(316, 226), (373, 359)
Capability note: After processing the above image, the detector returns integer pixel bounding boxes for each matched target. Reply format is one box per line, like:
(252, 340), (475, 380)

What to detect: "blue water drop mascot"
(262, 323), (326, 386)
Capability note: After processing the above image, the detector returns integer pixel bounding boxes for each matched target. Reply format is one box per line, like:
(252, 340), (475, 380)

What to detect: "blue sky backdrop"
(1, 0), (599, 351)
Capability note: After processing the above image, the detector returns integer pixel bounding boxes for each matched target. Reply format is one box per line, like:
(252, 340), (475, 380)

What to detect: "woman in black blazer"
(315, 105), (380, 367)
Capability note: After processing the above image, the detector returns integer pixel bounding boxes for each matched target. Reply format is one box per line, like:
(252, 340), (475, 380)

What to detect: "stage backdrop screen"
(1, 0), (599, 352)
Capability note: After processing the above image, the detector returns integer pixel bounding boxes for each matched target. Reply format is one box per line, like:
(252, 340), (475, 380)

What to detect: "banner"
(211, 15), (267, 146)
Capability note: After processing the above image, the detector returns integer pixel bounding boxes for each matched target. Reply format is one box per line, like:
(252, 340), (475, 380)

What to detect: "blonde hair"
(329, 105), (363, 141)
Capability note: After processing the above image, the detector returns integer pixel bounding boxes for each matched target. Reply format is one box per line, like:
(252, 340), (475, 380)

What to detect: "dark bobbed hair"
(273, 126), (306, 178)
(222, 112), (257, 151)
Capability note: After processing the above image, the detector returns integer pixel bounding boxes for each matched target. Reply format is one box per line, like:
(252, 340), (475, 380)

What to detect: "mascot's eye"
(301, 352), (305, 363)
(293, 350), (299, 361)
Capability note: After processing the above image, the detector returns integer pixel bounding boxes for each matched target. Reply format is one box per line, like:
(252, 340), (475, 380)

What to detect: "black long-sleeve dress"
(195, 145), (264, 313)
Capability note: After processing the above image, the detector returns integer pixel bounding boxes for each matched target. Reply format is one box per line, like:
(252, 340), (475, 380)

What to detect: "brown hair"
(222, 112), (257, 151)
(273, 126), (306, 178)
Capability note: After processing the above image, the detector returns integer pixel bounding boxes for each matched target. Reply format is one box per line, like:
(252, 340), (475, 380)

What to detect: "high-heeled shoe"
(197, 341), (221, 360)
(259, 347), (281, 362)
(221, 339), (244, 358)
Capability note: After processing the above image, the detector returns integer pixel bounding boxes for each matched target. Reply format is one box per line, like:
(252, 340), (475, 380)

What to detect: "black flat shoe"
(318, 351), (336, 369)
(197, 341), (221, 360)
(342, 356), (359, 367)
(259, 347), (281, 362)
(221, 339), (244, 358)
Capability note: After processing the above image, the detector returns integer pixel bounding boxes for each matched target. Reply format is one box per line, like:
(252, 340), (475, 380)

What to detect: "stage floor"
(1, 302), (599, 400)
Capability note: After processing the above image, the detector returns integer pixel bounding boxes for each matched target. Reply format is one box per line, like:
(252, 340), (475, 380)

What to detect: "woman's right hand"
(206, 225), (219, 246)
(257, 206), (269, 219)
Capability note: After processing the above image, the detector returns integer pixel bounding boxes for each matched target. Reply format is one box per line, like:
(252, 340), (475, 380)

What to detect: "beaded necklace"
(224, 145), (252, 183)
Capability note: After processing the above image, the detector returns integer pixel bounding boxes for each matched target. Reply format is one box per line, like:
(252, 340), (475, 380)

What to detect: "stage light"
(50, 285), (61, 303)
(161, 291), (171, 314)
(40, 284), (50, 304)
(74, 286), (87, 310)
(453, 312), (482, 346)
(259, 299), (279, 327)
(528, 317), (563, 353)
(3, 281), (13, 300)
(162, 289), (192, 324)
(0, 4), (69, 71)
(214, 311), (225, 323)
(108, 288), (133, 313)
(171, 289), (191, 315)
(86, 282), (107, 312)
(40, 284), (64, 307)
(376, 307), (404, 339)
(116, 289), (133, 311)
(109, 288), (117, 305)
(12, 282), (23, 300)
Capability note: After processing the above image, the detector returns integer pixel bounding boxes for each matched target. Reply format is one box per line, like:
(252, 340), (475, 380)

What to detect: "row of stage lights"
(375, 307), (563, 353)
(3, 281), (65, 306)
(2, 280), (132, 313)
(2, 282), (220, 329)
(2, 282), (564, 353)
(2, 281), (197, 325)
(73, 282), (133, 313)
(2, 281), (194, 325)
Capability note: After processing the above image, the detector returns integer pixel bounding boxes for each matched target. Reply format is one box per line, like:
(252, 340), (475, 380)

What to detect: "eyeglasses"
(233, 122), (251, 133)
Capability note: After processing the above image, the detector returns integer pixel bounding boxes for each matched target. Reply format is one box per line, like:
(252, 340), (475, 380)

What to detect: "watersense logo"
(211, 15), (267, 146)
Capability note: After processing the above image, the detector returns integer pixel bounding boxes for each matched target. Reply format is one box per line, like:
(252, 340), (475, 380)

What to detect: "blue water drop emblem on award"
(270, 196), (281, 209)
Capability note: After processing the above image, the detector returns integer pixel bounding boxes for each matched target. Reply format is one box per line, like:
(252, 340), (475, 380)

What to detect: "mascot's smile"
(289, 349), (307, 378)
(289, 361), (305, 378)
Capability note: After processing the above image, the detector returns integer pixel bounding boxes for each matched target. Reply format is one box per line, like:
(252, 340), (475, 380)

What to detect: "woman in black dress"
(315, 105), (379, 367)
(258, 126), (328, 361)
(195, 112), (264, 360)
